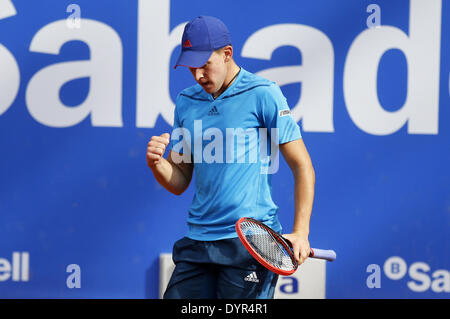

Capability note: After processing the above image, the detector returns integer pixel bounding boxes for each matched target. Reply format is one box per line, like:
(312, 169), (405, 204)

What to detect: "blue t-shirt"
(168, 68), (301, 240)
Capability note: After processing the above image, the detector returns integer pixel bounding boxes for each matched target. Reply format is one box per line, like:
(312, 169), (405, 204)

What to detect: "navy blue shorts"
(163, 237), (279, 299)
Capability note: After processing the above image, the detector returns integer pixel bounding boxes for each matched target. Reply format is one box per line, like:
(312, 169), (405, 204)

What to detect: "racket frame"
(235, 217), (299, 276)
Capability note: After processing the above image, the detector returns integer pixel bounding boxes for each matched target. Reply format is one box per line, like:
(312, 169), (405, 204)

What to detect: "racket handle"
(309, 248), (336, 262)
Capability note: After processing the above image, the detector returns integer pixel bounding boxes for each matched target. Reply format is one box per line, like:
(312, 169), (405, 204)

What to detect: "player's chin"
(201, 83), (216, 93)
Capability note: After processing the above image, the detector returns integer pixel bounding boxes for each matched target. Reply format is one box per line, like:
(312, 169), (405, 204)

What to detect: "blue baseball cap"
(174, 16), (231, 69)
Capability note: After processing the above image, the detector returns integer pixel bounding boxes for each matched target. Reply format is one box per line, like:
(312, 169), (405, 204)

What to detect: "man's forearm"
(150, 157), (190, 195)
(291, 165), (315, 235)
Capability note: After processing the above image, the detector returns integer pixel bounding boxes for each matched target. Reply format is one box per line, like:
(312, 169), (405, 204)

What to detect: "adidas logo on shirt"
(208, 106), (219, 116)
(244, 271), (259, 283)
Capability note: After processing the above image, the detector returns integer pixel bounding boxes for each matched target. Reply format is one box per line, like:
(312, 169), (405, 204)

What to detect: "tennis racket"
(235, 217), (336, 276)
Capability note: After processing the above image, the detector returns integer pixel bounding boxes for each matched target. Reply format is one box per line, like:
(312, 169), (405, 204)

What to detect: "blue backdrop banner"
(0, 0), (448, 298)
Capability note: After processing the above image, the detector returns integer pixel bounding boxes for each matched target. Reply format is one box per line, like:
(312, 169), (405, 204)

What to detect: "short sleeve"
(260, 84), (302, 144)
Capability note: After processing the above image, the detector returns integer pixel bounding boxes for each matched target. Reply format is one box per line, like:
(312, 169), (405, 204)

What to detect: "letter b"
(384, 256), (407, 280)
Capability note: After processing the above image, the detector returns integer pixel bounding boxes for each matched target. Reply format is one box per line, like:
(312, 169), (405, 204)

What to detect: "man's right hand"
(146, 133), (170, 167)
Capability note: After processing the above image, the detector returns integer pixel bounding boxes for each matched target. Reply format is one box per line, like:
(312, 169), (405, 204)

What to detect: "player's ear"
(222, 45), (233, 62)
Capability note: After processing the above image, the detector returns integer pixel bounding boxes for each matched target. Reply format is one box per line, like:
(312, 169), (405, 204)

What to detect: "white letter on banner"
(136, 0), (186, 127)
(0, 0), (16, 20)
(407, 262), (431, 292)
(0, 0), (19, 116)
(344, 0), (442, 135)
(26, 19), (123, 127)
(0, 44), (20, 116)
(241, 24), (335, 132)
(366, 264), (381, 288)
(66, 264), (81, 288)
(431, 270), (450, 293)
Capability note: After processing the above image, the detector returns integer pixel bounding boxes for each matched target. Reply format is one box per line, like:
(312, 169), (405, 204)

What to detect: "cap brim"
(174, 50), (213, 69)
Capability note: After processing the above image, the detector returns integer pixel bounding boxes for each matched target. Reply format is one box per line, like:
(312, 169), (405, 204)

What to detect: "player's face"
(189, 50), (227, 96)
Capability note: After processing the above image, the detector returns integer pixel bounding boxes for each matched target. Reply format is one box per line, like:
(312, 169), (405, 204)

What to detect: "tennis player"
(147, 16), (315, 299)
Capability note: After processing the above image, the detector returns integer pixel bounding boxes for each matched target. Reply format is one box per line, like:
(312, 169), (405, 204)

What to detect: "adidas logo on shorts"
(244, 271), (259, 283)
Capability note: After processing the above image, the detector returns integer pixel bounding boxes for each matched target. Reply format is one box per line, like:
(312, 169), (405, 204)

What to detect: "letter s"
(0, 0), (20, 116)
(407, 262), (431, 292)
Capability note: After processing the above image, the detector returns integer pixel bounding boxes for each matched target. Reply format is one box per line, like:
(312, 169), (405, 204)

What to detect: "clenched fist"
(147, 133), (170, 167)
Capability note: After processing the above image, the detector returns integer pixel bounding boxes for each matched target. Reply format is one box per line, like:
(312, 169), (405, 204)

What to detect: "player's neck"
(212, 62), (241, 99)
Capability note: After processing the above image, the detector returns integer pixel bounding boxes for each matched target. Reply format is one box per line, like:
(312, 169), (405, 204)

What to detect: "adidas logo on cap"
(183, 39), (192, 48)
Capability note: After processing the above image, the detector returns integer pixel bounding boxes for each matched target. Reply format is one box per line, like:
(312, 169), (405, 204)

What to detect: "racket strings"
(241, 221), (296, 271)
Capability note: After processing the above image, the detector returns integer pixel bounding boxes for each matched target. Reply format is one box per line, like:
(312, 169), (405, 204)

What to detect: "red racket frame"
(235, 217), (299, 276)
